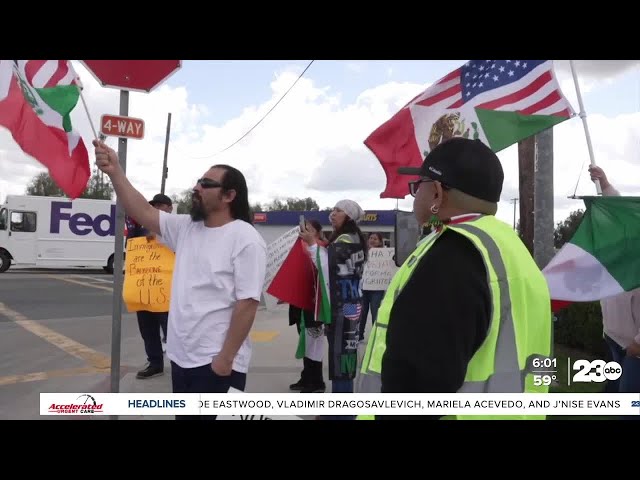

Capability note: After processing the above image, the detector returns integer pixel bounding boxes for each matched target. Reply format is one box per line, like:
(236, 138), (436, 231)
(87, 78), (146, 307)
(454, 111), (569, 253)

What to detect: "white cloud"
(554, 60), (640, 81)
(307, 147), (385, 191)
(0, 60), (637, 237)
(493, 110), (640, 227)
(346, 62), (367, 74)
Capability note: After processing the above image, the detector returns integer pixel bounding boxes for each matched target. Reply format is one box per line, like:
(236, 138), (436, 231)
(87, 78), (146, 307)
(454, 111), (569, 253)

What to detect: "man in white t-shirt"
(94, 140), (267, 419)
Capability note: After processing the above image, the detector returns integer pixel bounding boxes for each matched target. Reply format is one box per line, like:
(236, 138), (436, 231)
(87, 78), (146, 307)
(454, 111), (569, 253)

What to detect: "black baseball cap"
(149, 193), (173, 207)
(398, 137), (504, 203)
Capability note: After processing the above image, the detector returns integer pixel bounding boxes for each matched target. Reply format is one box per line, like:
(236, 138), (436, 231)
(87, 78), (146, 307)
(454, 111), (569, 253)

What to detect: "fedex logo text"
(50, 201), (116, 237)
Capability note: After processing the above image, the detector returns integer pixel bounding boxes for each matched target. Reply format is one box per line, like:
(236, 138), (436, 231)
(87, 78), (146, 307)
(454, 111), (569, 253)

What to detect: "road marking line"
(0, 366), (107, 386)
(44, 276), (280, 343)
(82, 275), (115, 284)
(0, 302), (111, 369)
(46, 274), (113, 292)
(250, 331), (279, 342)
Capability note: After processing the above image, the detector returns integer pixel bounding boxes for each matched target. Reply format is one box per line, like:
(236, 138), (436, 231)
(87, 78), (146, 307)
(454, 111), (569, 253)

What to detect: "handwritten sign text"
(123, 237), (175, 312)
(362, 248), (398, 291)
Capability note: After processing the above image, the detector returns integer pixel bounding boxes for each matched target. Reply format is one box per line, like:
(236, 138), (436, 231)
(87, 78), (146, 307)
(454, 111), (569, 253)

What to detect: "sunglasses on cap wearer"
(408, 178), (434, 197)
(408, 178), (451, 197)
(196, 178), (223, 189)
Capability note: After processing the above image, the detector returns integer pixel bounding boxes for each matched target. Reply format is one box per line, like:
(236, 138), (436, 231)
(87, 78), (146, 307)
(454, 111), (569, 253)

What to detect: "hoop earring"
(426, 204), (443, 230)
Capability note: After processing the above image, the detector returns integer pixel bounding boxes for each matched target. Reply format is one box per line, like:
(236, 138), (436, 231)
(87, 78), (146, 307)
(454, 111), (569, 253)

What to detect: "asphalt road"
(1, 271), (121, 320)
(0, 269), (334, 420)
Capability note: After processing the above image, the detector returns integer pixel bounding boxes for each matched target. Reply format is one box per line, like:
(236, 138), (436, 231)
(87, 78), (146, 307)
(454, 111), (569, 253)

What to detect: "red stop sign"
(80, 60), (182, 93)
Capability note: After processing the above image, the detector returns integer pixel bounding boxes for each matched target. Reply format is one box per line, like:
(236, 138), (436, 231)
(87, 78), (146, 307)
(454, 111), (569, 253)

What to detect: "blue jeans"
(358, 290), (384, 340)
(137, 311), (168, 369)
(604, 334), (640, 420)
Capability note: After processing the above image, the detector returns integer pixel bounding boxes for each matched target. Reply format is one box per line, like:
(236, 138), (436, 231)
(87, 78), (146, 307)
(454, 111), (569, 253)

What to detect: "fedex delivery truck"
(0, 195), (126, 273)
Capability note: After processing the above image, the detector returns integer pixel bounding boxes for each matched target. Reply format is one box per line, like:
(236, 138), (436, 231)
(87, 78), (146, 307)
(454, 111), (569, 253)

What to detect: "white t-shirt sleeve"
(233, 238), (267, 302)
(158, 211), (190, 251)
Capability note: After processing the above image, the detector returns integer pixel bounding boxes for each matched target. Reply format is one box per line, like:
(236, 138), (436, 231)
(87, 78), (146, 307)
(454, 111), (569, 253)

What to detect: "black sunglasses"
(408, 178), (433, 197)
(197, 178), (223, 189)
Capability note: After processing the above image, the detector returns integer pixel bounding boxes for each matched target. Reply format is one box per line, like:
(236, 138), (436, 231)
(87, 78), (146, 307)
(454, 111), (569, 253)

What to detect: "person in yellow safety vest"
(356, 137), (552, 420)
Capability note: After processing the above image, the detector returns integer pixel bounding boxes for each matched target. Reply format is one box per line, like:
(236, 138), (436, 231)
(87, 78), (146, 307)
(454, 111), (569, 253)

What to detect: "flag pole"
(75, 79), (106, 198)
(569, 60), (602, 195)
(75, 80), (102, 142)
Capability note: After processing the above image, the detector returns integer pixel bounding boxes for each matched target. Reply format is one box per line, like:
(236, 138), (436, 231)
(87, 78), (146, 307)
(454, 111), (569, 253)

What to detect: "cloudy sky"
(0, 60), (638, 227)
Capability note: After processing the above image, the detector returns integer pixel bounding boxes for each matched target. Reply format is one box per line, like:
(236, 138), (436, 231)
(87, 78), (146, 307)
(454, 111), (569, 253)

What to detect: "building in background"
(253, 210), (396, 246)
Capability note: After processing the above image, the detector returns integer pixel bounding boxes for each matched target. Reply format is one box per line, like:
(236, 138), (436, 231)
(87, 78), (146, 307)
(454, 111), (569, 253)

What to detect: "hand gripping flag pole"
(569, 60), (602, 195)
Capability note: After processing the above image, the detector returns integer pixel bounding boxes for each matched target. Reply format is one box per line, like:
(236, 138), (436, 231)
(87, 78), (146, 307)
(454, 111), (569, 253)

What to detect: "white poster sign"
(362, 248), (398, 291)
(262, 226), (300, 310)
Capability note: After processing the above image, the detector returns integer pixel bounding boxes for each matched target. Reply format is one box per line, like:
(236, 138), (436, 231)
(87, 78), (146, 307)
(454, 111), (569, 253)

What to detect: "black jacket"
(378, 229), (492, 419)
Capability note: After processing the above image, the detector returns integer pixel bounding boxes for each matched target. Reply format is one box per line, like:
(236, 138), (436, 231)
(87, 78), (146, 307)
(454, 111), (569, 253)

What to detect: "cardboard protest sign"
(262, 227), (300, 310)
(361, 248), (398, 291)
(122, 237), (175, 313)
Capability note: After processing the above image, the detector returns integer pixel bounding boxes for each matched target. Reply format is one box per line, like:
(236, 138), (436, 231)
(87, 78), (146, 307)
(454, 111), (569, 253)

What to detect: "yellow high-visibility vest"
(357, 215), (552, 420)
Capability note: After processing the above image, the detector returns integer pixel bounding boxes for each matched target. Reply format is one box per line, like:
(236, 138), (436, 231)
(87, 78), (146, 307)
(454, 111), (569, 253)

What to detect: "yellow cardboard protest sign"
(123, 237), (175, 313)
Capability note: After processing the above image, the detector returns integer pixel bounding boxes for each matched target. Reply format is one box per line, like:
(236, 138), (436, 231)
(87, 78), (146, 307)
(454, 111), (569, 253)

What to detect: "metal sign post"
(109, 89), (129, 419)
(80, 60), (182, 421)
(161, 112), (172, 194)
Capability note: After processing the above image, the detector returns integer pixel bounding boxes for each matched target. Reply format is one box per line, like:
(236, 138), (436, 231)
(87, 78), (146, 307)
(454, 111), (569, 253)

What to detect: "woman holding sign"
(358, 233), (386, 343)
(300, 200), (368, 417)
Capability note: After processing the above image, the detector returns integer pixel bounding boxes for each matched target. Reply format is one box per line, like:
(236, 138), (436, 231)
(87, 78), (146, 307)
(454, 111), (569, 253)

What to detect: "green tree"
(81, 168), (114, 200)
(170, 189), (193, 214)
(554, 209), (584, 249)
(264, 197), (320, 211)
(25, 172), (64, 197)
(25, 169), (113, 200)
(169, 194), (267, 217)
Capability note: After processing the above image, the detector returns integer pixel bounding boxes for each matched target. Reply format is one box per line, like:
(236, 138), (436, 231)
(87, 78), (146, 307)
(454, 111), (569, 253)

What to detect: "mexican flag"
(365, 60), (575, 199)
(543, 196), (640, 311)
(0, 60), (90, 199)
(267, 238), (317, 312)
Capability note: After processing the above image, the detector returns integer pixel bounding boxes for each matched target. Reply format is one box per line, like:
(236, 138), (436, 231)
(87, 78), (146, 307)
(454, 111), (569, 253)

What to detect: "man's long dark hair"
(329, 218), (368, 261)
(212, 164), (252, 224)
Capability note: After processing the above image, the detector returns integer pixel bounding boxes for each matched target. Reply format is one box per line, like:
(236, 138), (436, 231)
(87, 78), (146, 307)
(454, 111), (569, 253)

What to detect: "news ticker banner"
(41, 393), (640, 417)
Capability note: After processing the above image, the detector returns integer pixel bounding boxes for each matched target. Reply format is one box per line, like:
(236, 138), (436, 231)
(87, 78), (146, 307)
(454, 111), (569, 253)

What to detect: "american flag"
(410, 60), (572, 118)
(342, 303), (362, 321)
(365, 59), (575, 199)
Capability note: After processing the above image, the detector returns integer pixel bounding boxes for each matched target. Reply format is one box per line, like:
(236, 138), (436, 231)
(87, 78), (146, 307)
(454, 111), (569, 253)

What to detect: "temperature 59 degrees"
(532, 357), (557, 386)
(533, 374), (556, 386)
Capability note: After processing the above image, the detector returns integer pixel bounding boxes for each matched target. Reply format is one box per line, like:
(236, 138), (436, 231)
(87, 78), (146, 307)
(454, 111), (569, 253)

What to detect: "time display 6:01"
(532, 358), (557, 369)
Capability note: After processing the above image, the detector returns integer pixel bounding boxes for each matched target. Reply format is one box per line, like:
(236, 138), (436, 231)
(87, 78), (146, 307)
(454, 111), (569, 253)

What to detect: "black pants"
(171, 362), (247, 420)
(137, 310), (168, 369)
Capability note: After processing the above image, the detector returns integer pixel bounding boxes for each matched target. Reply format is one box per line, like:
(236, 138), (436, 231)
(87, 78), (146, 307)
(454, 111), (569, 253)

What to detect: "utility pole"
(518, 136), (535, 255)
(160, 112), (172, 195)
(511, 197), (519, 230)
(533, 127), (555, 269)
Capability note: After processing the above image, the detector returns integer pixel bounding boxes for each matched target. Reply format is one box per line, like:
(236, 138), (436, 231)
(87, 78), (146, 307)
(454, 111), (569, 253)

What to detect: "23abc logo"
(572, 359), (622, 383)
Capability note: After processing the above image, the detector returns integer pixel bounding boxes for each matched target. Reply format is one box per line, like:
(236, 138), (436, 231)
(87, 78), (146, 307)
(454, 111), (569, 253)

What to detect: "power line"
(185, 60), (315, 160)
